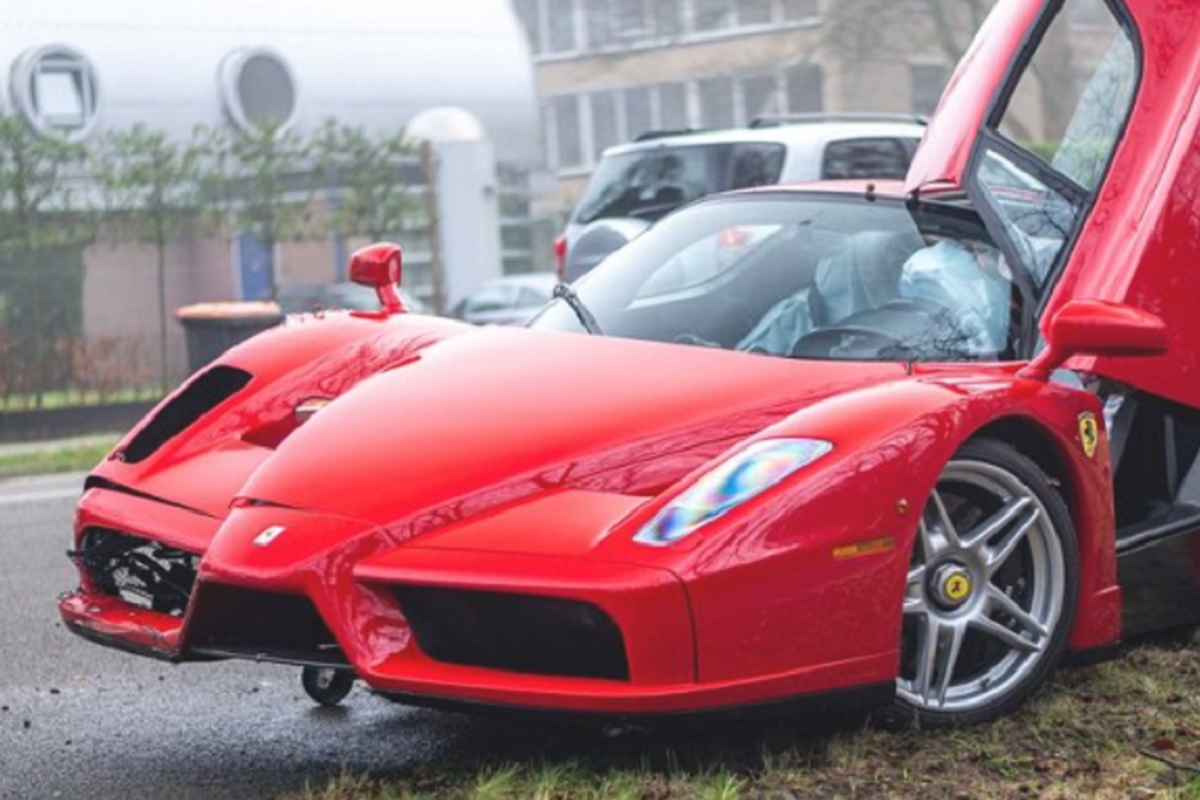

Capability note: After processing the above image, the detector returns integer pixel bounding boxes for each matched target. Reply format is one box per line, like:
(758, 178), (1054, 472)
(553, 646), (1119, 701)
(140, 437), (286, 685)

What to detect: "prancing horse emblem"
(253, 525), (286, 547)
(1078, 412), (1099, 459)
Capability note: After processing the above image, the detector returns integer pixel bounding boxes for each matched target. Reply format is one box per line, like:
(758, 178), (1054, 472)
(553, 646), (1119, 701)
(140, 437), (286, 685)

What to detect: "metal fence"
(0, 112), (553, 408)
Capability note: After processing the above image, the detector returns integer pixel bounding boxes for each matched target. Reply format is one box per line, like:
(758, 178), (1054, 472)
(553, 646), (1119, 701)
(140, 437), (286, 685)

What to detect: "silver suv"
(557, 114), (926, 281)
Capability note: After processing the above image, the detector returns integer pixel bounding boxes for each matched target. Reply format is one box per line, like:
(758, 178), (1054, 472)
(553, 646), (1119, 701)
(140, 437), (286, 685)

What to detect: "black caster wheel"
(301, 666), (354, 706)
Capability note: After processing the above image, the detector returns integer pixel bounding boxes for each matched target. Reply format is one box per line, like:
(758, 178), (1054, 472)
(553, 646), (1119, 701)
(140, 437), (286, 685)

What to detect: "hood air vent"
(122, 366), (252, 463)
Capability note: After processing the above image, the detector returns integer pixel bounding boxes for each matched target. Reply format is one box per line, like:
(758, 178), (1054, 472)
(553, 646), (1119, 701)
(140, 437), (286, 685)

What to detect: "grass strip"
(0, 389), (161, 412)
(0, 437), (117, 480)
(282, 637), (1200, 799)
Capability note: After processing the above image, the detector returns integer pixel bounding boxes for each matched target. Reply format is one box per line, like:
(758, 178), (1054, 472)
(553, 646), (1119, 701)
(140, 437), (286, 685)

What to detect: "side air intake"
(394, 586), (630, 681)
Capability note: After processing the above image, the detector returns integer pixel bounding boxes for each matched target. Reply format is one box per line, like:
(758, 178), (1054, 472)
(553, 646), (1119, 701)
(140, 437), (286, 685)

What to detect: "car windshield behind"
(572, 142), (786, 225)
(534, 192), (1016, 363)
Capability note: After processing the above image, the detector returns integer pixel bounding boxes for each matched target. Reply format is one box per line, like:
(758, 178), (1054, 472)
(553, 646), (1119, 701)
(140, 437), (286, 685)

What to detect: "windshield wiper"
(553, 283), (603, 335)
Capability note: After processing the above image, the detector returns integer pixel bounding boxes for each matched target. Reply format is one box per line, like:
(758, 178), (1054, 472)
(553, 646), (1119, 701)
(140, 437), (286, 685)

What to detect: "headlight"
(633, 438), (833, 547)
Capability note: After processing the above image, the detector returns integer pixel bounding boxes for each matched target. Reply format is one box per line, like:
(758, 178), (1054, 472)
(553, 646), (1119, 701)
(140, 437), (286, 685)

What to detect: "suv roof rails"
(748, 112), (929, 128)
(629, 114), (926, 142)
(632, 127), (716, 142)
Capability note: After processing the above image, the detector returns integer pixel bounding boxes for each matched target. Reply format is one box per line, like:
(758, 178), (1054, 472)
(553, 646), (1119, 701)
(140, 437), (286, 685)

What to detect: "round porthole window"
(9, 45), (101, 139)
(219, 48), (297, 133)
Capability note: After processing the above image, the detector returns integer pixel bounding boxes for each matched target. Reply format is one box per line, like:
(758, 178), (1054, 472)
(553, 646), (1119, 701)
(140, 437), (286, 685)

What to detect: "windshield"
(571, 142), (785, 225)
(534, 192), (1016, 363)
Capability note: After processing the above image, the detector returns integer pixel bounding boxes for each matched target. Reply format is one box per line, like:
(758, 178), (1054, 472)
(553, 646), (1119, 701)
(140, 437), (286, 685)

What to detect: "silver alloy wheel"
(896, 459), (1066, 715)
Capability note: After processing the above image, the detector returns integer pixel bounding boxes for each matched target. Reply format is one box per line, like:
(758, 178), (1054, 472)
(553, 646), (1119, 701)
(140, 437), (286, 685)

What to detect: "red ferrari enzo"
(61, 0), (1200, 728)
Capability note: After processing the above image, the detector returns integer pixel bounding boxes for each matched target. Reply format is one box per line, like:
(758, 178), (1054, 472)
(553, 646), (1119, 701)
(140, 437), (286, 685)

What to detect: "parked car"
(276, 281), (427, 315)
(449, 274), (556, 325)
(60, 0), (1200, 729)
(557, 114), (927, 281)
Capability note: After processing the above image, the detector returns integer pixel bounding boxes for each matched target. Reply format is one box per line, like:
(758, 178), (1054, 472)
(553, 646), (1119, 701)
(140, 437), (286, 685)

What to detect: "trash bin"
(175, 301), (284, 373)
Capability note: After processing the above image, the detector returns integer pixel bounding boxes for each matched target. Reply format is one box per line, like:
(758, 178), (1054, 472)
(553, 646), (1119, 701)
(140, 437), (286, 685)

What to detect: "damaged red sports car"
(60, 0), (1200, 727)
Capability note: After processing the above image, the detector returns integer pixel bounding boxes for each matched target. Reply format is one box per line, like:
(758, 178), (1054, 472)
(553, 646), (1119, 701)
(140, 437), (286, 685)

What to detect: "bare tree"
(196, 120), (312, 300)
(820, 0), (1074, 144)
(0, 114), (91, 406)
(309, 120), (420, 244)
(91, 125), (208, 393)
(820, 0), (997, 74)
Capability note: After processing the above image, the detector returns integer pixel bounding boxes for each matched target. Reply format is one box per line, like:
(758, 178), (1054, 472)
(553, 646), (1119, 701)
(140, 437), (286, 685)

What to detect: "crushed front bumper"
(61, 488), (896, 715)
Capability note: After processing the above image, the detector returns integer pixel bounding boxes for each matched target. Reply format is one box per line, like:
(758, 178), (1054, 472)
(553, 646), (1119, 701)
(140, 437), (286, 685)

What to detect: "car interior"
(601, 205), (1011, 363)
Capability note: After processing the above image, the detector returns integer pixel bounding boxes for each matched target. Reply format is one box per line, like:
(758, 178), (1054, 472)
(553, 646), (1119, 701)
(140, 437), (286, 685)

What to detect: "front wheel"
(893, 439), (1079, 727)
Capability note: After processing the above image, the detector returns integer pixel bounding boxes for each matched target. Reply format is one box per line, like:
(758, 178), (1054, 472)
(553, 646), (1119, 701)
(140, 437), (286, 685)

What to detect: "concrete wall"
(82, 236), (235, 384)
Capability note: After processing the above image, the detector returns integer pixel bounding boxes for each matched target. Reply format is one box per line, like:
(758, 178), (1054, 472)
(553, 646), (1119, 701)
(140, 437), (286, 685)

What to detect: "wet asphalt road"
(0, 475), (838, 800)
(0, 476), (544, 800)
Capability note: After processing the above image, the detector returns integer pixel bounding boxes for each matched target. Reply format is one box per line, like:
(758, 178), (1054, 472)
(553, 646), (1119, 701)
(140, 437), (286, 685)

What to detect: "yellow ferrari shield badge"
(944, 571), (972, 602)
(1078, 412), (1099, 459)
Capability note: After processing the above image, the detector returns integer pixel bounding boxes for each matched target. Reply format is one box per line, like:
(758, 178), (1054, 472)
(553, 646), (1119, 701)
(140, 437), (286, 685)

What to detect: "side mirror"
(1020, 299), (1167, 381)
(349, 242), (406, 314)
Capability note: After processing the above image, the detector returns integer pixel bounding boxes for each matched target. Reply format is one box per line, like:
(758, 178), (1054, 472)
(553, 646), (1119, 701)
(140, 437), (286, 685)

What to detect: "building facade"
(514, 0), (956, 216)
(0, 0), (540, 386)
(514, 0), (1114, 221)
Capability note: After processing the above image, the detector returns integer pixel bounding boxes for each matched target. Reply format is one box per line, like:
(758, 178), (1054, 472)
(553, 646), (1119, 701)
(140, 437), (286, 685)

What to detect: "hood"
(239, 327), (905, 534)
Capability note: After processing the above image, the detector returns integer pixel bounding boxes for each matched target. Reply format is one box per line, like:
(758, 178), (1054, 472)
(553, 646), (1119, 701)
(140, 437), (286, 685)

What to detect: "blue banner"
(236, 232), (274, 300)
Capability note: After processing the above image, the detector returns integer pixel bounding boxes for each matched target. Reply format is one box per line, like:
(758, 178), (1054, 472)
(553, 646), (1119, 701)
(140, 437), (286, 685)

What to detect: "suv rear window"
(821, 137), (915, 180)
(572, 142), (786, 225)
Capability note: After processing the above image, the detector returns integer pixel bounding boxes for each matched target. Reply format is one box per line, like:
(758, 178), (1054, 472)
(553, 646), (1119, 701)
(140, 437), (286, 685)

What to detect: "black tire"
(301, 666), (355, 707)
(889, 438), (1079, 728)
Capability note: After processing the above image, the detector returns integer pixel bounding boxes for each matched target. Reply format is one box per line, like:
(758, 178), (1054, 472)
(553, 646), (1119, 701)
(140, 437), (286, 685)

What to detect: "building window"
(533, 0), (821, 56)
(658, 82), (690, 129)
(9, 45), (100, 139)
(547, 68), (832, 174)
(550, 95), (584, 168)
(742, 75), (782, 123)
(584, 0), (613, 48)
(591, 91), (621, 158)
(546, 0), (578, 52)
(694, 0), (732, 32)
(781, 0), (819, 21)
(615, 0), (653, 40)
(698, 77), (735, 128)
(910, 63), (948, 116)
(654, 0), (685, 36)
(219, 48), (298, 132)
(625, 87), (653, 140)
(785, 63), (824, 113)
(736, 0), (772, 26)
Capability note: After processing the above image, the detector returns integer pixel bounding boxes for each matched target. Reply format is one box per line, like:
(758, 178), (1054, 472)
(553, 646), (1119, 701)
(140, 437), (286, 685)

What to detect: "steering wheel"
(673, 332), (721, 348)
(790, 324), (905, 360)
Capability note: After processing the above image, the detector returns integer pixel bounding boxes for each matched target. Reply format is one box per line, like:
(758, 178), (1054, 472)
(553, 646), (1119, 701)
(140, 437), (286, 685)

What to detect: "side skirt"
(373, 682), (897, 723)
(1116, 521), (1200, 640)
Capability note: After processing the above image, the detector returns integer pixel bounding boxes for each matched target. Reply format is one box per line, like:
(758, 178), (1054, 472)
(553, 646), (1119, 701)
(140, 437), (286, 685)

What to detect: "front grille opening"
(394, 587), (630, 681)
(70, 528), (199, 617)
(121, 365), (252, 463)
(186, 583), (347, 666)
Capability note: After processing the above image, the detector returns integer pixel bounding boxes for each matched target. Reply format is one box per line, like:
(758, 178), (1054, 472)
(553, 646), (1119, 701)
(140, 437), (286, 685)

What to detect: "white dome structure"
(407, 106), (489, 144)
(0, 0), (539, 163)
